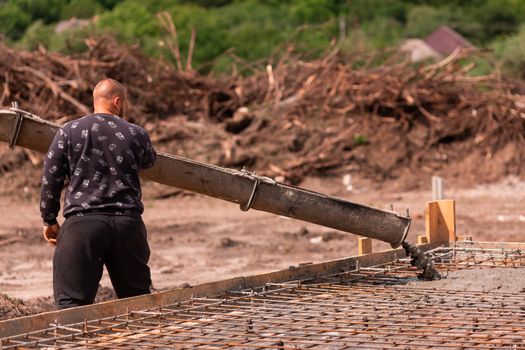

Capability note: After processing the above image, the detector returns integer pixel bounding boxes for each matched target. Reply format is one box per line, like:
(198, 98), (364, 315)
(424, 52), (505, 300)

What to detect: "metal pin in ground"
(402, 241), (443, 280)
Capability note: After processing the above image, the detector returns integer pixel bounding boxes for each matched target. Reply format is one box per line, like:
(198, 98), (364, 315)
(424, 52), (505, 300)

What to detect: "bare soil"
(0, 176), (524, 320)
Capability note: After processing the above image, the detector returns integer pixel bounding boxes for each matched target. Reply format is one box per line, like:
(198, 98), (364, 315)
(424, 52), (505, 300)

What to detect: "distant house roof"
(400, 39), (441, 62)
(423, 25), (474, 56)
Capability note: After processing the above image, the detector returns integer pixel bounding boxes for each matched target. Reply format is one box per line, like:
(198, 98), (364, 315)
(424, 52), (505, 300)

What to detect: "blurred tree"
(0, 3), (31, 40)
(18, 20), (54, 50)
(4, 0), (525, 78)
(138, 0), (181, 12)
(14, 0), (63, 24)
(292, 20), (337, 58)
(62, 0), (103, 19)
(163, 4), (226, 67)
(348, 0), (407, 23)
(404, 5), (452, 38)
(96, 0), (160, 40)
(95, 0), (125, 10)
(470, 0), (525, 41)
(494, 24), (525, 78)
(363, 16), (403, 48)
(290, 0), (347, 24)
(181, 0), (232, 7)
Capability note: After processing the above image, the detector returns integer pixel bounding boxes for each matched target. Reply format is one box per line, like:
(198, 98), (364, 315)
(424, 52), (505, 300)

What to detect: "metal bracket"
(224, 166), (277, 212)
(8, 102), (24, 150)
(240, 177), (260, 212)
(236, 167), (275, 212)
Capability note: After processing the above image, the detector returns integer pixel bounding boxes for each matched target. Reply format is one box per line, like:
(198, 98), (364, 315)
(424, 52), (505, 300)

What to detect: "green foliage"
(353, 134), (369, 146)
(14, 0), (63, 24)
(290, 0), (337, 24)
(0, 2), (31, 40)
(494, 25), (525, 78)
(348, 0), (408, 23)
(95, 0), (126, 9)
(61, 0), (104, 19)
(469, 0), (525, 41)
(362, 16), (403, 48)
(3, 0), (525, 78)
(338, 28), (371, 55)
(19, 20), (92, 53)
(96, 0), (160, 43)
(138, 0), (181, 12)
(53, 28), (92, 53)
(292, 20), (337, 58)
(166, 4), (226, 67)
(18, 20), (54, 50)
(405, 5), (452, 38)
(180, 0), (232, 7)
(214, 1), (291, 60)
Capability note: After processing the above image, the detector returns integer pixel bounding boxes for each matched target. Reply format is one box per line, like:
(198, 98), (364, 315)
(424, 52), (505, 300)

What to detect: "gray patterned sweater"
(40, 113), (156, 225)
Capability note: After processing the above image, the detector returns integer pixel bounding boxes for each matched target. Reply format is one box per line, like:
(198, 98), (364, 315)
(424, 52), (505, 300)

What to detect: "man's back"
(41, 113), (156, 223)
(41, 78), (155, 309)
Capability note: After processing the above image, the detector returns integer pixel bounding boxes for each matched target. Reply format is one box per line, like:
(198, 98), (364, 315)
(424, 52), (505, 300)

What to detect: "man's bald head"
(93, 78), (128, 117)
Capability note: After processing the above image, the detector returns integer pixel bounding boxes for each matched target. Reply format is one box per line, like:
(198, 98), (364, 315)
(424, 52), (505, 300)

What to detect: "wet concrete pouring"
(402, 241), (443, 281)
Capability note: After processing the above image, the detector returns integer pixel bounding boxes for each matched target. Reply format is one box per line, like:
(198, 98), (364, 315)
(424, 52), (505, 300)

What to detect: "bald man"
(40, 78), (156, 309)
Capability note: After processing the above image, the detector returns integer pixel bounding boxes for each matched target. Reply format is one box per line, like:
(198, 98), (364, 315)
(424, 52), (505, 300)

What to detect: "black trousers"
(53, 214), (151, 309)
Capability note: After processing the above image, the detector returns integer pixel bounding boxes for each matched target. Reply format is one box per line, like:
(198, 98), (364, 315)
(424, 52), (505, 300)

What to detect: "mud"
(409, 267), (525, 293)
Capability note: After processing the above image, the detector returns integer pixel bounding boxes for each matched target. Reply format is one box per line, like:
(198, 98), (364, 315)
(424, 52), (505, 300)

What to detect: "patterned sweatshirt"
(40, 113), (156, 225)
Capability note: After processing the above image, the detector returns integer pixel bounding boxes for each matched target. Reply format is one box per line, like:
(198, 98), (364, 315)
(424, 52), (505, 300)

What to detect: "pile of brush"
(1, 37), (524, 192)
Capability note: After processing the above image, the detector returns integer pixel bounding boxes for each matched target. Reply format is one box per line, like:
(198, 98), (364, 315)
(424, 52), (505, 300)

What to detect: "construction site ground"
(0, 176), (523, 319)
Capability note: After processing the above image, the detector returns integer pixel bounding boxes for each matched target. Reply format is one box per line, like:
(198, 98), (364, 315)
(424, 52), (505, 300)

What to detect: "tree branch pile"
(234, 48), (525, 184)
(1, 39), (524, 193)
(0, 36), (238, 124)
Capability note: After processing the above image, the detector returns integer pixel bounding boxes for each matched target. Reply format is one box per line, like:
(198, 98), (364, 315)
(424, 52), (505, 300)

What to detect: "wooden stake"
(358, 237), (372, 255)
(425, 200), (456, 244)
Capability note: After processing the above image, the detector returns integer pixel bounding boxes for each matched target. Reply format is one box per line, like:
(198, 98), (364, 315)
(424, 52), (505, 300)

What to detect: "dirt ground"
(0, 175), (523, 314)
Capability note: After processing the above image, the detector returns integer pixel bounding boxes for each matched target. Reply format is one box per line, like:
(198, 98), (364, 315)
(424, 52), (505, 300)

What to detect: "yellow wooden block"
(358, 237), (372, 256)
(425, 200), (456, 244)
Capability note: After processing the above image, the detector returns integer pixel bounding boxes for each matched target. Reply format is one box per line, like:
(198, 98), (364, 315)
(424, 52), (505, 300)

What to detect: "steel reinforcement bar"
(2, 244), (525, 349)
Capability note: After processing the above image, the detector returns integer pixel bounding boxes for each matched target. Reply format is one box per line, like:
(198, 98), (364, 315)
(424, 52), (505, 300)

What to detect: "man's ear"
(113, 96), (121, 109)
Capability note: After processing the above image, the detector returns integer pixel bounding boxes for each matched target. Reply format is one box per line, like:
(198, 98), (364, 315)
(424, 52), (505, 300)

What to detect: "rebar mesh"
(2, 246), (525, 349)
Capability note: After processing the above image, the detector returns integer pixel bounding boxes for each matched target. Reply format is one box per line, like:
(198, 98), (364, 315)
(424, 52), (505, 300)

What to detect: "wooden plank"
(425, 200), (456, 244)
(425, 201), (439, 243)
(0, 109), (411, 247)
(358, 237), (373, 255)
(437, 200), (456, 242)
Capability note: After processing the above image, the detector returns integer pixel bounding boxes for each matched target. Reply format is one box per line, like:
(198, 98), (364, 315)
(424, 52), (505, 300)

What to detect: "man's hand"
(43, 223), (60, 246)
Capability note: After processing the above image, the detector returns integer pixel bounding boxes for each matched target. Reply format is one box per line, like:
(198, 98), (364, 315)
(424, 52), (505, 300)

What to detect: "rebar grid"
(2, 246), (525, 349)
